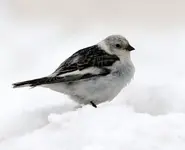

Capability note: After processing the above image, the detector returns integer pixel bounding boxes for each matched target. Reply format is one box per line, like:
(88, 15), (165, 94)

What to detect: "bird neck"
(98, 41), (112, 54)
(116, 51), (131, 63)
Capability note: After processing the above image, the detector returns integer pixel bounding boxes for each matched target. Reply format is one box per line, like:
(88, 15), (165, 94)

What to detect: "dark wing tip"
(12, 83), (16, 88)
(12, 82), (27, 88)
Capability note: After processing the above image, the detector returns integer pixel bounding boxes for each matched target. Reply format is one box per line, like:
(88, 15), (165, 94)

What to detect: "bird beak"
(126, 44), (135, 51)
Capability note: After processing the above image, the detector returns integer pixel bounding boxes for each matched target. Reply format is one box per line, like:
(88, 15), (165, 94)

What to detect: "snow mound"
(0, 105), (185, 150)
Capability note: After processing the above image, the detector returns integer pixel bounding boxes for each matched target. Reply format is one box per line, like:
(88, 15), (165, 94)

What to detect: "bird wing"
(13, 45), (120, 87)
(51, 45), (120, 80)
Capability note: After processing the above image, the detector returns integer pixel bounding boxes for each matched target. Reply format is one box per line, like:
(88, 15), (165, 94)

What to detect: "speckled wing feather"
(53, 45), (120, 76)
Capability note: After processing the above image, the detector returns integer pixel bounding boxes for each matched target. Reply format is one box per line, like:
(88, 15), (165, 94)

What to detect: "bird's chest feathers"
(111, 59), (134, 77)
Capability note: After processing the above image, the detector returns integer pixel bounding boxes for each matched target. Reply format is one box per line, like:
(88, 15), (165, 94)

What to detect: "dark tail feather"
(12, 77), (49, 88)
(12, 73), (102, 88)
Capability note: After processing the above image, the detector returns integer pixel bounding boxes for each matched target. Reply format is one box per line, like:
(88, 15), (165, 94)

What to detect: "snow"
(1, 105), (185, 150)
(1, 1), (185, 150)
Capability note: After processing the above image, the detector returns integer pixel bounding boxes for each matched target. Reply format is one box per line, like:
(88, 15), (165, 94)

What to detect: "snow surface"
(1, 1), (185, 150)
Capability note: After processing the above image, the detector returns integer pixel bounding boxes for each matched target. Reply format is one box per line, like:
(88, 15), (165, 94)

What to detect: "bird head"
(98, 35), (135, 59)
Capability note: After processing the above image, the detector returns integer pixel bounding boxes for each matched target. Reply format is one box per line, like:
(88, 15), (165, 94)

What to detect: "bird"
(12, 35), (135, 108)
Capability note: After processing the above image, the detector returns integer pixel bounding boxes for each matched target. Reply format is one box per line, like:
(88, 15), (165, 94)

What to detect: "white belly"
(69, 74), (132, 104)
(45, 62), (135, 105)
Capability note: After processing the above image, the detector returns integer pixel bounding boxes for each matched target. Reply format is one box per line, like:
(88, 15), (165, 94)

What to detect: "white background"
(0, 0), (185, 149)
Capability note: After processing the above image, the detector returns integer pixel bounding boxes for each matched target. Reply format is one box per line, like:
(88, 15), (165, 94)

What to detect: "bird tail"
(12, 77), (49, 88)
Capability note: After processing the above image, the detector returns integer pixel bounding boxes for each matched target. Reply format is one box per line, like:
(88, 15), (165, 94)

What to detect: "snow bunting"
(13, 35), (135, 108)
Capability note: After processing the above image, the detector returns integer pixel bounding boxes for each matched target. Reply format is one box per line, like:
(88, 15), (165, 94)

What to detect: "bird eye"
(115, 44), (121, 48)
